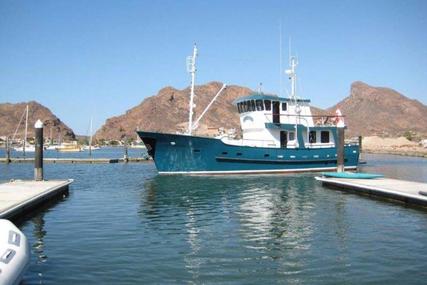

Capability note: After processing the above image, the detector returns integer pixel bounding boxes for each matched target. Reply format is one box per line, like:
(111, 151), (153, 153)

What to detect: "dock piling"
(5, 136), (11, 164)
(34, 119), (44, 181)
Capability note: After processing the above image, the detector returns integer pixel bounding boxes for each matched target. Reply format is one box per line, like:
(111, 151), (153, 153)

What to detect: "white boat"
(82, 145), (100, 151)
(129, 143), (146, 149)
(0, 219), (30, 285)
(13, 145), (35, 152)
(44, 145), (60, 150)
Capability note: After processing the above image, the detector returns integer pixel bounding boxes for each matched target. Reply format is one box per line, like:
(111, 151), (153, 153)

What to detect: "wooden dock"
(0, 157), (152, 164)
(0, 179), (73, 219)
(315, 176), (427, 208)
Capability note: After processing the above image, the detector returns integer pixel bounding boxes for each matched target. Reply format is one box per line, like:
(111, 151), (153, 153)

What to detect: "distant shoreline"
(363, 149), (427, 158)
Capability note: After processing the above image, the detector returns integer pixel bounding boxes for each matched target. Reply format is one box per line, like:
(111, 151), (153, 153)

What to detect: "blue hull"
(137, 131), (360, 174)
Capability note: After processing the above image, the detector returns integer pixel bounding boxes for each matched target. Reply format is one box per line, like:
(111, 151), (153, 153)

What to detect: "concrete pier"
(315, 176), (427, 208)
(0, 179), (73, 219)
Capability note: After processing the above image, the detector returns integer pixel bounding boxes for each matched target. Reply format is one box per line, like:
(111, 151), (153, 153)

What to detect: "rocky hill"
(328, 81), (427, 137)
(0, 101), (75, 140)
(95, 81), (427, 140)
(95, 82), (252, 140)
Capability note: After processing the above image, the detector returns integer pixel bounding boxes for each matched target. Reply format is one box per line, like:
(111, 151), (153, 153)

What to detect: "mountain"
(0, 101), (75, 140)
(95, 82), (252, 140)
(95, 81), (427, 140)
(327, 81), (427, 137)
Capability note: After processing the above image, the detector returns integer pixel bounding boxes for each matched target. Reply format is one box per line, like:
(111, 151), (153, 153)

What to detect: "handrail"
(262, 112), (344, 127)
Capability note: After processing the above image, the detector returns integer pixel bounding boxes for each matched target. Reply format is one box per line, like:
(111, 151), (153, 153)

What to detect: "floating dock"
(0, 157), (152, 164)
(315, 176), (427, 208)
(0, 179), (73, 219)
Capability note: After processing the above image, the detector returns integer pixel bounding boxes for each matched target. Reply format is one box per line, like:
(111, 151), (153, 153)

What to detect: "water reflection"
(31, 214), (47, 284)
(140, 174), (322, 279)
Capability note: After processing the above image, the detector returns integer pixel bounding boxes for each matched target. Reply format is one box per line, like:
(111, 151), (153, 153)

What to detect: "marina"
(0, 153), (426, 284)
(1, 1), (426, 284)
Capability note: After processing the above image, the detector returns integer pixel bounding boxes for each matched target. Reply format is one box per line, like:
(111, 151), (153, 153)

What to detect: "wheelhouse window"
(289, 131), (295, 141)
(242, 101), (248, 112)
(264, 100), (271, 111)
(256, 100), (264, 111)
(321, 131), (330, 143)
(309, 131), (317, 143)
(250, 100), (256, 111)
(281, 102), (287, 111)
(237, 103), (242, 113)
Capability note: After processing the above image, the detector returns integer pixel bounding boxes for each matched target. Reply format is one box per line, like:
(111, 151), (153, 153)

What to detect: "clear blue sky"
(1, 0), (426, 135)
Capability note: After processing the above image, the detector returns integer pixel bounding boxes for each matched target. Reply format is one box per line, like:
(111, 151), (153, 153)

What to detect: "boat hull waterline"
(138, 131), (359, 175)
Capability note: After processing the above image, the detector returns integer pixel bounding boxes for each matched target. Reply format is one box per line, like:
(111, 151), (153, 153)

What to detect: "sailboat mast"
(187, 44), (198, 135)
(23, 105), (29, 157)
(89, 117), (93, 156)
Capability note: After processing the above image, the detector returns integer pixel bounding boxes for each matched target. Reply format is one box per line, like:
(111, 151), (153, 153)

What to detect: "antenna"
(279, 20), (283, 97)
(187, 44), (198, 135)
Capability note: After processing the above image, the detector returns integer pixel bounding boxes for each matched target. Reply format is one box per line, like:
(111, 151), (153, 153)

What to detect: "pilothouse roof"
(233, 92), (310, 105)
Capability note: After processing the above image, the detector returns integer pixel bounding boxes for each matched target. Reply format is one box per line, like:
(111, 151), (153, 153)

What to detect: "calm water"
(0, 152), (426, 284)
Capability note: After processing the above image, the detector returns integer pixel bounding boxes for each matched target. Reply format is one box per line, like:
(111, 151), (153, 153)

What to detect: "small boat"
(82, 145), (100, 151)
(13, 145), (35, 152)
(56, 142), (82, 152)
(0, 219), (30, 285)
(44, 144), (60, 150)
(321, 172), (384, 179)
(129, 143), (146, 149)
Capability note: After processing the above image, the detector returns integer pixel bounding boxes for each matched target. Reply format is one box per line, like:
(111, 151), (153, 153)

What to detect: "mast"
(285, 52), (300, 147)
(279, 21), (283, 97)
(285, 56), (298, 100)
(89, 117), (93, 156)
(23, 105), (29, 157)
(187, 44), (198, 135)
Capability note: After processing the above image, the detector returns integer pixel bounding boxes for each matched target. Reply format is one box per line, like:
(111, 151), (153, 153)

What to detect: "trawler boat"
(137, 46), (359, 174)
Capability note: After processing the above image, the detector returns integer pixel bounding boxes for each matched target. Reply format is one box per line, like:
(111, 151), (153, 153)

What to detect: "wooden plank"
(0, 179), (73, 219)
(315, 176), (427, 207)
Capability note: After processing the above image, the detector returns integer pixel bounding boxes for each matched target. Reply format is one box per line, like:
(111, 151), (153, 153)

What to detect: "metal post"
(358, 135), (362, 152)
(34, 120), (44, 181)
(337, 127), (345, 173)
(124, 139), (129, 163)
(5, 137), (11, 164)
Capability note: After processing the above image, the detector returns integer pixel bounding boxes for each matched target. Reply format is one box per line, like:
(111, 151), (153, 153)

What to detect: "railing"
(262, 113), (344, 127)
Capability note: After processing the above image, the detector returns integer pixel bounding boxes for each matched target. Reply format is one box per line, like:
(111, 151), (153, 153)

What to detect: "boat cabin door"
(280, 131), (287, 148)
(272, 101), (280, 124)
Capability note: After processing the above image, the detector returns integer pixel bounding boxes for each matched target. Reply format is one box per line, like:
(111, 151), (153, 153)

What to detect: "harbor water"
(0, 151), (426, 284)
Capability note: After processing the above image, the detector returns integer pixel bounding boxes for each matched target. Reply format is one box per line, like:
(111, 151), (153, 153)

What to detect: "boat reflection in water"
(140, 174), (334, 279)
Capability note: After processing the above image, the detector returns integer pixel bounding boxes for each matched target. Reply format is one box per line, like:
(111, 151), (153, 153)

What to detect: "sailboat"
(82, 117), (100, 153)
(129, 127), (147, 149)
(12, 105), (36, 153)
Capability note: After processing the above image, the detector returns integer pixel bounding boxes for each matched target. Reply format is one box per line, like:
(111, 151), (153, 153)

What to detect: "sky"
(1, 0), (426, 135)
